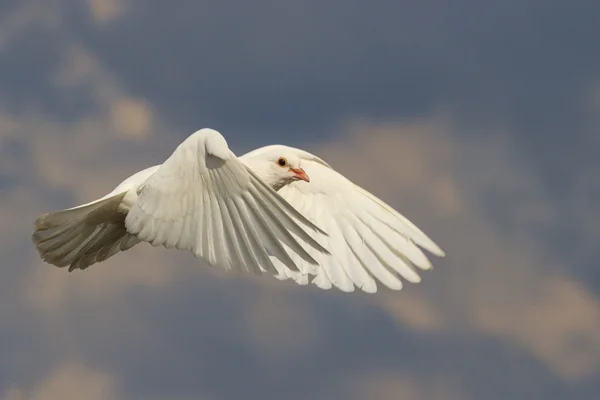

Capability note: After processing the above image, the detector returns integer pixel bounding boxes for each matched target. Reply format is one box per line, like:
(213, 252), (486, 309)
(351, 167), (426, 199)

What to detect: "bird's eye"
(277, 157), (288, 167)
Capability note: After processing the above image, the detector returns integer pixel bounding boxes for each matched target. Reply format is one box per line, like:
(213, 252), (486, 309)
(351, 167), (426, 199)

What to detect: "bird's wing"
(271, 156), (445, 293)
(125, 129), (329, 275)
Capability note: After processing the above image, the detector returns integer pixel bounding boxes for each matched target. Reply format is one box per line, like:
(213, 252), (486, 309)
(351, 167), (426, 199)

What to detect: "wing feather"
(271, 155), (445, 293)
(125, 129), (328, 275)
(242, 191), (303, 273)
(231, 196), (278, 274)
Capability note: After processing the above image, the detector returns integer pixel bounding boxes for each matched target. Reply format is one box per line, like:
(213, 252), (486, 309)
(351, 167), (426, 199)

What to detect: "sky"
(1, 0), (599, 399)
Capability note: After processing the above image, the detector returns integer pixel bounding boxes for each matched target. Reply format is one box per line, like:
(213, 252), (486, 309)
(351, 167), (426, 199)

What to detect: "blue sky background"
(1, 1), (600, 399)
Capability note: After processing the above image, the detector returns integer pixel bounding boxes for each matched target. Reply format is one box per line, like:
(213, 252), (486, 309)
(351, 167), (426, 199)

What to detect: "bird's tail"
(32, 192), (141, 271)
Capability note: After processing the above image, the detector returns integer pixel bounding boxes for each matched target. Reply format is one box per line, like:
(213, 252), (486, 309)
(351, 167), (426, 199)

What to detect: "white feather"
(33, 129), (329, 273)
(125, 129), (329, 274)
(241, 145), (446, 293)
(32, 129), (444, 295)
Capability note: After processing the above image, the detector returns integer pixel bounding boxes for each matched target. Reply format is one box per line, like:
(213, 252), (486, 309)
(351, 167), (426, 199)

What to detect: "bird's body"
(32, 128), (444, 293)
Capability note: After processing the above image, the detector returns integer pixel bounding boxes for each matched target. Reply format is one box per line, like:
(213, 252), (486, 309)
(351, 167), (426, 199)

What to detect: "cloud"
(24, 247), (176, 311)
(31, 0), (593, 159)
(110, 97), (154, 139)
(87, 0), (126, 24)
(3, 362), (116, 400)
(477, 276), (600, 381)
(0, 0), (61, 52)
(238, 290), (320, 362)
(377, 290), (445, 333)
(341, 370), (468, 400)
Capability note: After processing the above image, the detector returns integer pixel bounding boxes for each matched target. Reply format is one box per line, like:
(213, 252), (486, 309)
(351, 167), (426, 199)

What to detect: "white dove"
(32, 128), (445, 293)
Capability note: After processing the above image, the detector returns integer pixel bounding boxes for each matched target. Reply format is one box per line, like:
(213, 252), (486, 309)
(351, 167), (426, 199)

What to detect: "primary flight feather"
(32, 128), (444, 293)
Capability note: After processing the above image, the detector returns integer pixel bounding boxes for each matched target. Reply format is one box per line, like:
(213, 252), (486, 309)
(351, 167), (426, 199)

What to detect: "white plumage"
(32, 128), (444, 293)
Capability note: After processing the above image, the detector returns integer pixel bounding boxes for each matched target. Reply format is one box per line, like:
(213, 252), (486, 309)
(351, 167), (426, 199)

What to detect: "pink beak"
(290, 168), (310, 182)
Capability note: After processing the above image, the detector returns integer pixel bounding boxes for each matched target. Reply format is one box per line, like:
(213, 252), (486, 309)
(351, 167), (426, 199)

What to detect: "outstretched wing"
(271, 155), (445, 293)
(125, 129), (329, 275)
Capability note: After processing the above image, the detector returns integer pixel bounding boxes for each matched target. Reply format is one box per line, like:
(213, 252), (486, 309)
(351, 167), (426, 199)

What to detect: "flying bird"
(32, 128), (445, 293)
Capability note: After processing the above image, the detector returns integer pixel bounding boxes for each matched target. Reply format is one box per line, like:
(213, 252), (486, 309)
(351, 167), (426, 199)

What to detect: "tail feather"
(32, 192), (141, 271)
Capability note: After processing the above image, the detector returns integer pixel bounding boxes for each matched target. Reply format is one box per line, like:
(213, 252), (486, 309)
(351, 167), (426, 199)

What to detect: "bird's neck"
(271, 179), (291, 192)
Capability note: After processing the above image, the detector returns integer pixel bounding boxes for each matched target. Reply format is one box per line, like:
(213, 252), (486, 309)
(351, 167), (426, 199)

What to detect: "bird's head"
(242, 146), (310, 191)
